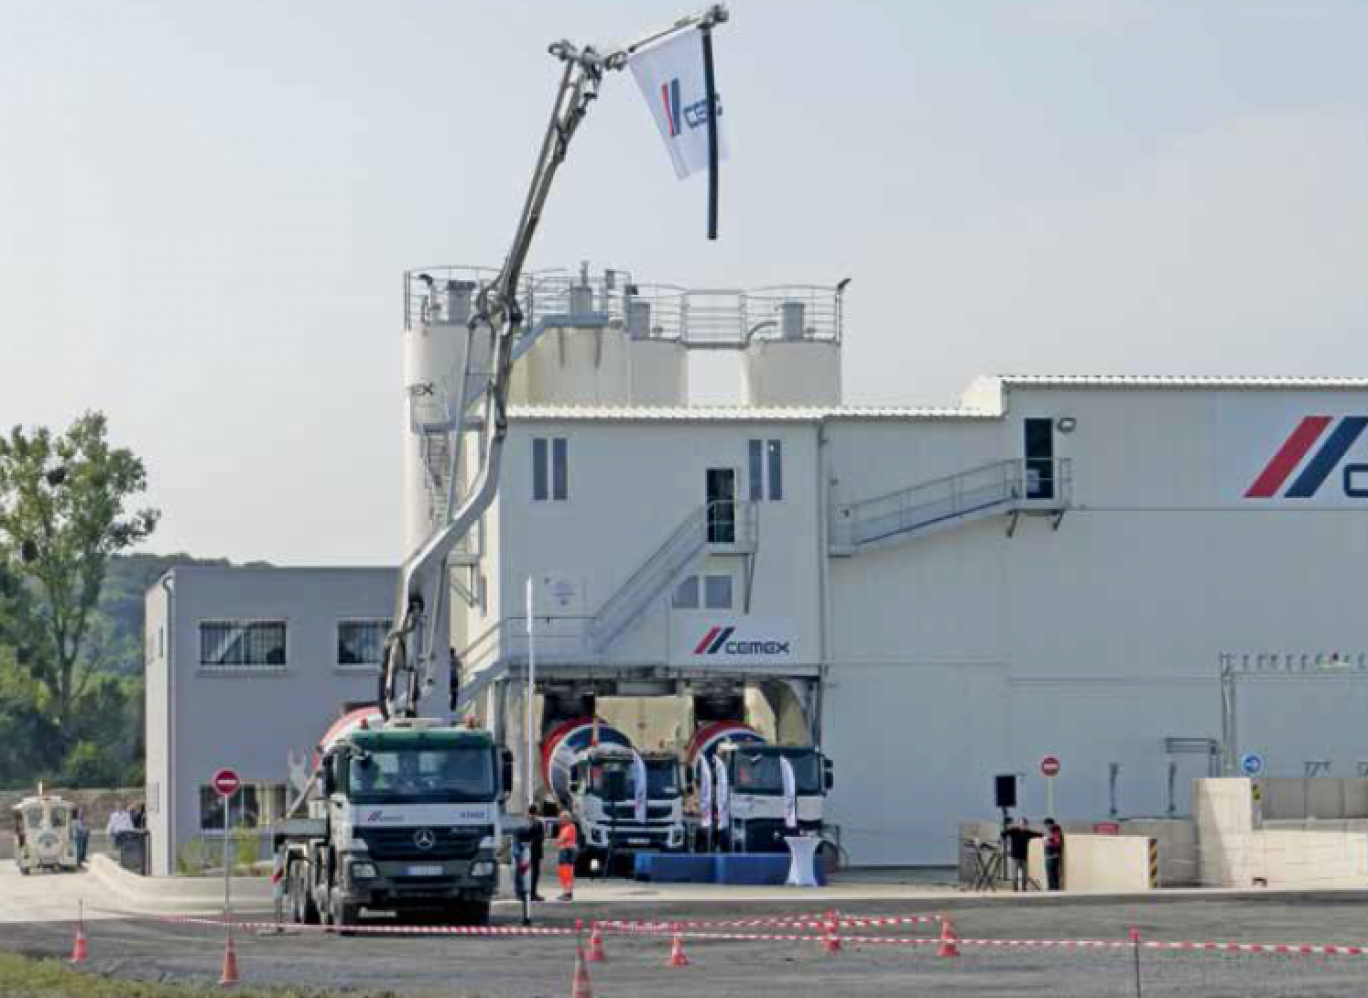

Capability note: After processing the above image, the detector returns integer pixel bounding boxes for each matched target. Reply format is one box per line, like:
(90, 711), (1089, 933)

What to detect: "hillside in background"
(96, 553), (271, 675)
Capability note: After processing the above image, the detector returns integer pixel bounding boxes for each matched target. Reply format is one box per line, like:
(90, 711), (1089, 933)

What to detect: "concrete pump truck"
(273, 4), (729, 927)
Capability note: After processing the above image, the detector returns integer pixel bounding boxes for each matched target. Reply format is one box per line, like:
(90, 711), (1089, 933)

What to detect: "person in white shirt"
(105, 804), (133, 849)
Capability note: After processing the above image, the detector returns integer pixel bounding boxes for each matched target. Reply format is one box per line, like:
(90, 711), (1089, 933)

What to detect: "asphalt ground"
(8, 891), (1368, 997)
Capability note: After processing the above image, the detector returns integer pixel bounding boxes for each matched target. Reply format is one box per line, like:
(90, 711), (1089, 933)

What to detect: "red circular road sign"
(212, 768), (242, 797)
(1040, 755), (1061, 778)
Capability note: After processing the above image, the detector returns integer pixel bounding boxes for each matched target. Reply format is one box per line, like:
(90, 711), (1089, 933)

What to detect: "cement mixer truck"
(686, 721), (836, 857)
(542, 718), (686, 870)
(275, 708), (514, 927)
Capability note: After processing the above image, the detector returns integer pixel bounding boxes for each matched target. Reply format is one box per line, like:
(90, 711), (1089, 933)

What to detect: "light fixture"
(1056, 416), (1077, 434)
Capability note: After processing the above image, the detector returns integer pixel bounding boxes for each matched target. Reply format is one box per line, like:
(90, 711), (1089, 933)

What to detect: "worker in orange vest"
(555, 811), (578, 901)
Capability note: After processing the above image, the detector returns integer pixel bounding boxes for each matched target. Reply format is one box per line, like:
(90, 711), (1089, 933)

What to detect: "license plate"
(628, 838), (649, 845)
(406, 864), (442, 877)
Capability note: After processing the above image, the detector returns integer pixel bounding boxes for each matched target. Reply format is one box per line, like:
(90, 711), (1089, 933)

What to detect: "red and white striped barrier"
(83, 906), (1368, 958)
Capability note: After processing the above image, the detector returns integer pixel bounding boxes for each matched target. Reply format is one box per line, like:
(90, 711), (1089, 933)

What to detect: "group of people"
(1001, 816), (1065, 891)
(515, 805), (580, 903)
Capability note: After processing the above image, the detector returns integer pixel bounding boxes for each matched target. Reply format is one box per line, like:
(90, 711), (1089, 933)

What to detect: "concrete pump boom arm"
(384, 6), (728, 719)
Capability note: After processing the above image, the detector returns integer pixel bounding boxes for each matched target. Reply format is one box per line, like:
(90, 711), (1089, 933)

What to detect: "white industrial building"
(403, 265), (1368, 865)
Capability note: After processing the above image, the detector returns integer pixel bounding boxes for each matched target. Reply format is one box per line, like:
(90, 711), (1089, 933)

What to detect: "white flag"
(696, 756), (714, 831)
(632, 753), (649, 825)
(713, 755), (730, 832)
(630, 31), (727, 180)
(780, 755), (798, 830)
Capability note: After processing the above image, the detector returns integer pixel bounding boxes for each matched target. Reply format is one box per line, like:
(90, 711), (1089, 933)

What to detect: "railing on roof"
(404, 265), (843, 348)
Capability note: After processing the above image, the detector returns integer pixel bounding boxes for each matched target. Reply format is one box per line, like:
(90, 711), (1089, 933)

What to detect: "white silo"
(741, 296), (843, 407)
(402, 274), (486, 552)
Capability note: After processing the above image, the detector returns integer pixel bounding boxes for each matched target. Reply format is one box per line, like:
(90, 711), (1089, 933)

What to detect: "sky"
(3, 1), (1366, 565)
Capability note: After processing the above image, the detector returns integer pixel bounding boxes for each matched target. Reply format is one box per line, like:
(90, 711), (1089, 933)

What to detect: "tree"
(0, 412), (159, 744)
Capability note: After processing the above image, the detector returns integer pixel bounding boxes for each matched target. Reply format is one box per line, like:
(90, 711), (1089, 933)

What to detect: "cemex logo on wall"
(1246, 416), (1368, 499)
(693, 625), (790, 657)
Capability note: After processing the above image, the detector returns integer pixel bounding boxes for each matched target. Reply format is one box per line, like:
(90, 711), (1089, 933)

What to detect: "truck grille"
(607, 803), (674, 820)
(358, 827), (483, 862)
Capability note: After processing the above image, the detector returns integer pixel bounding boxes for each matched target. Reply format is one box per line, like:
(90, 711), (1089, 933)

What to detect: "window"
(199, 621), (286, 668)
(337, 619), (392, 668)
(748, 439), (783, 501)
(672, 576), (700, 610)
(533, 437), (569, 501)
(198, 784), (288, 832)
(673, 574), (732, 611)
(704, 575), (733, 610)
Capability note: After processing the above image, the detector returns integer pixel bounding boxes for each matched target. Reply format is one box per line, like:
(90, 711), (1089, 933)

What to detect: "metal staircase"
(831, 458), (1071, 554)
(587, 499), (756, 653)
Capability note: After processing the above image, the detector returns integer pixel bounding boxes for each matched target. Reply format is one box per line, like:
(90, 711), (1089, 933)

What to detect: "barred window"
(198, 784), (288, 831)
(199, 621), (287, 668)
(338, 619), (392, 668)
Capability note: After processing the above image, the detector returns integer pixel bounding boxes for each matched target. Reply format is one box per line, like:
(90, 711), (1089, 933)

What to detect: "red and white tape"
(598, 913), (829, 932)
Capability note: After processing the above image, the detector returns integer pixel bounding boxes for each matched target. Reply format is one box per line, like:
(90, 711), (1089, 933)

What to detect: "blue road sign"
(1240, 753), (1265, 777)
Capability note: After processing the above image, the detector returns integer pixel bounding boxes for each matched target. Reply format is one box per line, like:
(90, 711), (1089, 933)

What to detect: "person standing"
(1043, 818), (1064, 891)
(520, 806), (546, 902)
(105, 802), (133, 852)
(73, 809), (89, 867)
(1001, 817), (1041, 891)
(555, 811), (578, 902)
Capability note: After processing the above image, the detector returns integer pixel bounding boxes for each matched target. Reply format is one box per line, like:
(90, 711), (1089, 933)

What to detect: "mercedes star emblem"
(413, 827), (437, 851)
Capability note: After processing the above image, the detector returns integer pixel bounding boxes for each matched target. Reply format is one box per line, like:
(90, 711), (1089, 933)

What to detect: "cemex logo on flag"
(631, 33), (728, 180)
(1246, 415), (1368, 499)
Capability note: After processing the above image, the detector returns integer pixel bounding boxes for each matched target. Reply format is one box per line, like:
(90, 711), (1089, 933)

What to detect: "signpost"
(212, 768), (241, 918)
(1040, 755), (1061, 818)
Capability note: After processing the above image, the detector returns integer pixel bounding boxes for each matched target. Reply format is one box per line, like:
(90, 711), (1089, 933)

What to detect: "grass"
(0, 951), (414, 998)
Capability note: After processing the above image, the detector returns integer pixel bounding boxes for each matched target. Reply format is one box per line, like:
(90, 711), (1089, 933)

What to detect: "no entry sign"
(212, 768), (242, 797)
(1040, 755), (1061, 778)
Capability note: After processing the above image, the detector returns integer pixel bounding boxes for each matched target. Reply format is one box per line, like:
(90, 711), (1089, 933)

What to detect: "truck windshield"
(348, 748), (494, 803)
(730, 750), (822, 795)
(589, 760), (680, 800)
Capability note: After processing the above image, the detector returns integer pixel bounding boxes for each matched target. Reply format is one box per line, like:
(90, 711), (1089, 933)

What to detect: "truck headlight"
(470, 860), (496, 877)
(350, 862), (378, 880)
(478, 836), (495, 852)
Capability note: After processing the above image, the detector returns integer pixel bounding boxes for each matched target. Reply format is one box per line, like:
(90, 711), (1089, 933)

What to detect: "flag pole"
(700, 25), (720, 240)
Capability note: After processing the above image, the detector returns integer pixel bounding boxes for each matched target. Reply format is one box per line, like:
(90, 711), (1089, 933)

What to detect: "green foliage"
(60, 741), (122, 787)
(232, 828), (260, 873)
(174, 836), (212, 876)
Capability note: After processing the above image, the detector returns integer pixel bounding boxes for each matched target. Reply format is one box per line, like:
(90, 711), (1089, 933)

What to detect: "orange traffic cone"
(69, 921), (89, 964)
(571, 942), (594, 998)
(586, 921), (607, 963)
(220, 929), (241, 986)
(937, 917), (960, 958)
(823, 910), (841, 954)
(668, 926), (689, 968)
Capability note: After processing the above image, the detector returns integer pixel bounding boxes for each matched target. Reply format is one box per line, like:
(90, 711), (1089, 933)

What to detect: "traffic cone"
(937, 917), (960, 958)
(586, 921), (607, 963)
(219, 929), (241, 986)
(823, 909), (841, 954)
(668, 927), (689, 968)
(69, 921), (89, 964)
(571, 942), (593, 998)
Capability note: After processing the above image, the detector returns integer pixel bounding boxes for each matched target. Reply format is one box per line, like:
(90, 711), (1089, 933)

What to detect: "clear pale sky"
(3, 1), (1365, 565)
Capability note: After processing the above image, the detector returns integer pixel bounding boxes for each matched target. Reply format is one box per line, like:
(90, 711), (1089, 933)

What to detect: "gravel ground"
(7, 895), (1368, 997)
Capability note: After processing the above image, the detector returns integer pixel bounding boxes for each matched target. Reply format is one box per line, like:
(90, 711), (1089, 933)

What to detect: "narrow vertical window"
(552, 438), (569, 500)
(767, 439), (783, 501)
(748, 440), (764, 501)
(532, 438), (548, 501)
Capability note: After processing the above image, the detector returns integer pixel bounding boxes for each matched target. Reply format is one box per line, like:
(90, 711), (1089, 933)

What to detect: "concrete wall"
(147, 566), (394, 875)
(1027, 834), (1156, 893)
(1196, 778), (1368, 887)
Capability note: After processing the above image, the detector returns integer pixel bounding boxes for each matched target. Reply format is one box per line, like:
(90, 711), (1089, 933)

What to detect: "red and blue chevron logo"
(1246, 415), (1368, 499)
(693, 625), (735, 655)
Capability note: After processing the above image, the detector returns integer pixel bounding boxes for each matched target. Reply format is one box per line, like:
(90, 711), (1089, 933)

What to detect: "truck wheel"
(467, 899), (491, 927)
(17, 863), (29, 877)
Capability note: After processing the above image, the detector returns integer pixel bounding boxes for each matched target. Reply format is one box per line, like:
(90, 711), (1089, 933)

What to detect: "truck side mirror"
(499, 747), (515, 798)
(323, 760), (337, 797)
(823, 757), (835, 791)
